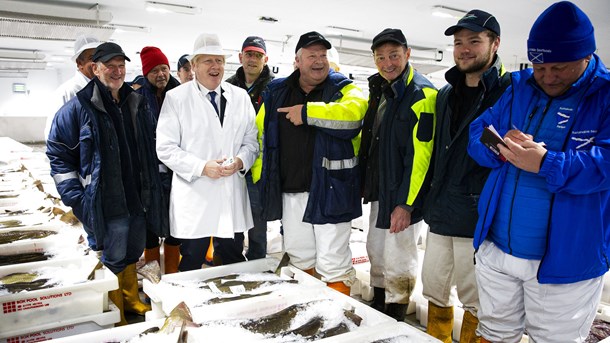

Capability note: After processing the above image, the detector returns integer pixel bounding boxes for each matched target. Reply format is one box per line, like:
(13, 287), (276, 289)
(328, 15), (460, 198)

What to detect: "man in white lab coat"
(156, 33), (259, 271)
(44, 34), (101, 140)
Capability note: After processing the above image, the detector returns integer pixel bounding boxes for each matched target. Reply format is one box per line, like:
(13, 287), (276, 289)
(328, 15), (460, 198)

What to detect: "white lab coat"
(44, 71), (90, 140)
(156, 81), (258, 239)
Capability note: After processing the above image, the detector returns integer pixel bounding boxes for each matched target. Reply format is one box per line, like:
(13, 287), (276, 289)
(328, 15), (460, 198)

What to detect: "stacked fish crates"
(0, 138), (120, 341)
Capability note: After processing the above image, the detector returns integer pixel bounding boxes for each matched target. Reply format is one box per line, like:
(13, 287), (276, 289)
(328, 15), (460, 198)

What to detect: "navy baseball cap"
(92, 42), (130, 63)
(242, 36), (266, 54)
(371, 28), (408, 51)
(177, 54), (190, 70)
(295, 31), (331, 53)
(445, 9), (501, 36)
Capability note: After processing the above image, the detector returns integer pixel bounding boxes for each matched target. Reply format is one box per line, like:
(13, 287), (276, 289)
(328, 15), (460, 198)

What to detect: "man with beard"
(359, 28), (436, 321)
(421, 10), (510, 343)
(226, 36), (275, 260)
(133, 46), (181, 274)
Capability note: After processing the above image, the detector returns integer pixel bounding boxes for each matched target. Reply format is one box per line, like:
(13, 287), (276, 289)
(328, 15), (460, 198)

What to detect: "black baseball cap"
(295, 31), (331, 53)
(444, 9), (501, 36)
(177, 54), (190, 70)
(371, 28), (408, 51)
(92, 42), (130, 63)
(242, 36), (266, 54)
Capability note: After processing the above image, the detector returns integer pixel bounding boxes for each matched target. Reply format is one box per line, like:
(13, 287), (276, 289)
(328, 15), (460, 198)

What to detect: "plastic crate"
(0, 225), (83, 256)
(0, 299), (121, 341)
(0, 256), (118, 333)
(320, 321), (441, 342)
(143, 257), (326, 320)
(55, 284), (399, 342)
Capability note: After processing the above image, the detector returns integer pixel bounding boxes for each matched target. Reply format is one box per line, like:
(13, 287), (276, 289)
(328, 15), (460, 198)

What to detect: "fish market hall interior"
(1, 0), (609, 342)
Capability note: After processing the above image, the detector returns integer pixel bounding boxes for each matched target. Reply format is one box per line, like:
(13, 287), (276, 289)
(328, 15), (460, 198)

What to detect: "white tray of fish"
(144, 257), (327, 320)
(0, 255), (118, 333)
(0, 224), (84, 255)
(320, 321), (441, 342)
(0, 212), (55, 229)
(53, 292), (414, 343)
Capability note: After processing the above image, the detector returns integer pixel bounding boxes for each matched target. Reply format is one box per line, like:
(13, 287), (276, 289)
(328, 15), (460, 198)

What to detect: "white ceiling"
(1, 0), (609, 80)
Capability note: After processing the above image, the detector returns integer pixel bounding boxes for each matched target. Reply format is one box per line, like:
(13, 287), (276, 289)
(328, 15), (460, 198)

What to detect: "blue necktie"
(209, 91), (219, 115)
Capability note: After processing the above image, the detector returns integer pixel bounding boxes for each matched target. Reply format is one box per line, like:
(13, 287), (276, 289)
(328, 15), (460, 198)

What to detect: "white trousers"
(421, 231), (479, 315)
(281, 192), (355, 284)
(367, 201), (424, 303)
(476, 240), (603, 343)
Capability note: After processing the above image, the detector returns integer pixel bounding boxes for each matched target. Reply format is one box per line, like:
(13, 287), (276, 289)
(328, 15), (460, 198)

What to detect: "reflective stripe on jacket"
(252, 70), (367, 224)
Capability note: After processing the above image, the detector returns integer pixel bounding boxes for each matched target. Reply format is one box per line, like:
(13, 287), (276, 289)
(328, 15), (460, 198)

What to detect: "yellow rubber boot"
(163, 243), (181, 274)
(427, 302), (454, 343)
(327, 281), (351, 296)
(108, 270), (128, 326)
(144, 246), (160, 265)
(459, 310), (481, 343)
(122, 263), (151, 315)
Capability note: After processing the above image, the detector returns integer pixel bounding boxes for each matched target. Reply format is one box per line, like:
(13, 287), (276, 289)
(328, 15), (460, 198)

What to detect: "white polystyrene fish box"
(0, 299), (121, 341)
(0, 255), (118, 333)
(320, 321), (441, 342)
(0, 224), (84, 256)
(52, 319), (164, 343)
(53, 285), (405, 342)
(144, 257), (327, 320)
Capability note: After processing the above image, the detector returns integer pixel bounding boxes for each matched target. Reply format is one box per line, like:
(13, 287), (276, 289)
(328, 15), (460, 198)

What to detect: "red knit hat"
(140, 46), (169, 75)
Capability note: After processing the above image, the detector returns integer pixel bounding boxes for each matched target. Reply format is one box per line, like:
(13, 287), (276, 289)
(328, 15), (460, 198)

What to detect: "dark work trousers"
(245, 173), (267, 260)
(178, 233), (246, 271)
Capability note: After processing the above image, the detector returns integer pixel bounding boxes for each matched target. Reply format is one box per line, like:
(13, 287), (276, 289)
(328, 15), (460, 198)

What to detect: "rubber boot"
(371, 287), (386, 312)
(122, 263), (151, 315)
(459, 311), (481, 343)
(427, 302), (454, 343)
(108, 270), (128, 326)
(144, 246), (160, 265)
(385, 303), (408, 321)
(303, 268), (315, 276)
(327, 281), (351, 296)
(205, 237), (214, 265)
(163, 243), (181, 274)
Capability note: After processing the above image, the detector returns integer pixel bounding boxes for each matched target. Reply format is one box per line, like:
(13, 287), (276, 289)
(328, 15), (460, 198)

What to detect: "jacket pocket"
(321, 168), (357, 217)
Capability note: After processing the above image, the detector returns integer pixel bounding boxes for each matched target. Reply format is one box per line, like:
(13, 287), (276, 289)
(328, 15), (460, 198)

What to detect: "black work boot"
(370, 287), (386, 312)
(385, 303), (408, 321)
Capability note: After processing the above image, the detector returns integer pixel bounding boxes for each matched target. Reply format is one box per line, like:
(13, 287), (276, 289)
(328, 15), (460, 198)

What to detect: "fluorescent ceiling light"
(0, 60), (46, 70)
(432, 5), (467, 19)
(108, 24), (151, 33)
(326, 26), (363, 38)
(0, 71), (28, 78)
(0, 49), (45, 60)
(0, 0), (112, 24)
(145, 1), (201, 15)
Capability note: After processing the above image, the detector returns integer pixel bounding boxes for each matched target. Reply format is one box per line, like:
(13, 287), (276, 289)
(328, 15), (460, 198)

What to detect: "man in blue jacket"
(468, 2), (610, 341)
(47, 42), (165, 325)
(252, 31), (367, 296)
